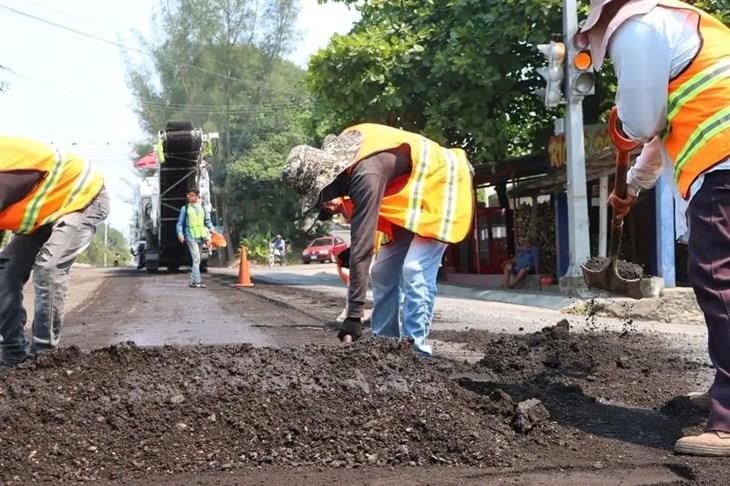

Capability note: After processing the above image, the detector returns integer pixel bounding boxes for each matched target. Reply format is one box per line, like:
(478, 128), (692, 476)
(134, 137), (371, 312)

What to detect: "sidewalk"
(217, 263), (705, 324)
(228, 264), (577, 311)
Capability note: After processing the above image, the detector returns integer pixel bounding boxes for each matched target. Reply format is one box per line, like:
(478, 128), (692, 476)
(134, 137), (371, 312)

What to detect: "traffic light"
(535, 41), (566, 108)
(568, 32), (595, 99)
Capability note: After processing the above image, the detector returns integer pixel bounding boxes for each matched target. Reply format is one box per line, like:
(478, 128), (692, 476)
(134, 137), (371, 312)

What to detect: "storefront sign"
(548, 124), (611, 168)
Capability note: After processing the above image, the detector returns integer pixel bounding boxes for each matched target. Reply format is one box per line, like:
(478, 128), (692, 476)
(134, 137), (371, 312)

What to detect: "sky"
(0, 0), (359, 237)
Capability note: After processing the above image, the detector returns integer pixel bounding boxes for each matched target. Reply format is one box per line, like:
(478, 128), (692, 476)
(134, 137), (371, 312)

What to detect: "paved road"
(60, 267), (332, 350)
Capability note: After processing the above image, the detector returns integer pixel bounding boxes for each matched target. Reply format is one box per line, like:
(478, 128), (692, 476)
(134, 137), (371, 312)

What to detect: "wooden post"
(598, 175), (608, 257)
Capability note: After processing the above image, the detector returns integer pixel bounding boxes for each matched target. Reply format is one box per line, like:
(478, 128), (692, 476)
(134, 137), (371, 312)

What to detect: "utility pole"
(561, 0), (591, 279)
(103, 223), (108, 268)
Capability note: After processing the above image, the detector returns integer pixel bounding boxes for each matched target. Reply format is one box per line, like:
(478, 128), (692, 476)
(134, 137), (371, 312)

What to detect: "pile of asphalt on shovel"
(0, 320), (713, 483)
(583, 256), (644, 280)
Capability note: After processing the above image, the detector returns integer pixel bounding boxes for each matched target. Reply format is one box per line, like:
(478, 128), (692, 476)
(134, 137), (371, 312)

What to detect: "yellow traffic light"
(568, 33), (595, 99)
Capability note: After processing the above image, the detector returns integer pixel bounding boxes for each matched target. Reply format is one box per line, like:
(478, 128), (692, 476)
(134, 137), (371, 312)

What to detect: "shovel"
(581, 107), (644, 299)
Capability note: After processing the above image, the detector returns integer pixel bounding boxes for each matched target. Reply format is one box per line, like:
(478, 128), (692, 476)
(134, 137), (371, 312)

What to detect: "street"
(1, 265), (727, 484)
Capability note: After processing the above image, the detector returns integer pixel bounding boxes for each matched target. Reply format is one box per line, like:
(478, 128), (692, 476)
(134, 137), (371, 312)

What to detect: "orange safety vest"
(341, 123), (474, 243)
(0, 136), (104, 234)
(660, 0), (730, 198)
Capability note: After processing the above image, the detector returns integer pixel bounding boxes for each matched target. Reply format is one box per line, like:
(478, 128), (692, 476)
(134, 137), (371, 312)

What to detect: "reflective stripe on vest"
(39, 158), (94, 227)
(438, 148), (459, 242)
(660, 0), (730, 197)
(341, 123), (474, 243)
(19, 149), (64, 234)
(405, 136), (430, 231)
(673, 105), (730, 180)
(667, 59), (730, 120)
(0, 137), (104, 234)
(187, 204), (208, 239)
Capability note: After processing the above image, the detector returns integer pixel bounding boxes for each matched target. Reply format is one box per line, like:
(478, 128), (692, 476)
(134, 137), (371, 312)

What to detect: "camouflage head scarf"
(282, 129), (364, 214)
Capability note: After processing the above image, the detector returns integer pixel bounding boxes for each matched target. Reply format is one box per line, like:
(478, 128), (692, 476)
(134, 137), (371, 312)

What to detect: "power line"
(0, 4), (251, 84)
(4, 65), (309, 117)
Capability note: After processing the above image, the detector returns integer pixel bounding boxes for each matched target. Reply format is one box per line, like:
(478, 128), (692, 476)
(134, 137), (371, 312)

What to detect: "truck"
(131, 121), (218, 273)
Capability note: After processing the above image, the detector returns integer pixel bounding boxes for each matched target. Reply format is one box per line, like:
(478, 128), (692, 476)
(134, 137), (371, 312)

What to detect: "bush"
(240, 233), (273, 264)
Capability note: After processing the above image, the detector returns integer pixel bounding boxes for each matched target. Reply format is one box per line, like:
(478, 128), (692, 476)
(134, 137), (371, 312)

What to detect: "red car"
(302, 235), (348, 264)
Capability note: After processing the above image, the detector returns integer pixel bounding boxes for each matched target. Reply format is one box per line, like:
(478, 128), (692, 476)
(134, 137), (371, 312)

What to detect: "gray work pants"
(0, 187), (109, 364)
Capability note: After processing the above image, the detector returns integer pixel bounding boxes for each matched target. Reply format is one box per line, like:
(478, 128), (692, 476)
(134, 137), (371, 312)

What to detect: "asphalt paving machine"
(131, 122), (218, 273)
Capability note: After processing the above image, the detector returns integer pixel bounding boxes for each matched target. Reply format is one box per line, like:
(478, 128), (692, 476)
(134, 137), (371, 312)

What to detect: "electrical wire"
(0, 4), (251, 84)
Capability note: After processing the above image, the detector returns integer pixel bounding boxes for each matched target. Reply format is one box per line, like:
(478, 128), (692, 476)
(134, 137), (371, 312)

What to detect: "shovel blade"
(581, 259), (644, 300)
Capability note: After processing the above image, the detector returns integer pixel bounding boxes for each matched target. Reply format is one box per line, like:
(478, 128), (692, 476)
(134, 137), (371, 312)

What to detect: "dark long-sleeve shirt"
(344, 147), (411, 318)
(0, 171), (43, 216)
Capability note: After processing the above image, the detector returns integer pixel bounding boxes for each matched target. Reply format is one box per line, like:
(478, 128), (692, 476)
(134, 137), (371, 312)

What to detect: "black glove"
(335, 247), (350, 269)
(338, 317), (362, 342)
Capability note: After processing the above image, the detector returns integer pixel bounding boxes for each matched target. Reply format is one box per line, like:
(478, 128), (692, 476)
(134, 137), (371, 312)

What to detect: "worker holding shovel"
(581, 0), (730, 455)
(282, 124), (474, 355)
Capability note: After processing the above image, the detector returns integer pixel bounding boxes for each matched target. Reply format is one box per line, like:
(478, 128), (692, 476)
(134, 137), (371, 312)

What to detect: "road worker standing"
(581, 0), (730, 455)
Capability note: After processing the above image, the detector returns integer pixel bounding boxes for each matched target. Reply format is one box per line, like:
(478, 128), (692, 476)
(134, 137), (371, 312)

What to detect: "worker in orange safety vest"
(581, 0), (730, 455)
(283, 123), (474, 355)
(0, 136), (108, 369)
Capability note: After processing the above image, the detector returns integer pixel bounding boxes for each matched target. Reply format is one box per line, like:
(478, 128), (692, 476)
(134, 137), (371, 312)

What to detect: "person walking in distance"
(581, 0), (730, 455)
(176, 189), (215, 288)
(0, 136), (109, 368)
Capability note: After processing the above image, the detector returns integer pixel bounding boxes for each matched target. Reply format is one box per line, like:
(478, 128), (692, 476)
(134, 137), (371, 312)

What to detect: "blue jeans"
(370, 229), (447, 355)
(186, 238), (204, 284)
(0, 188), (109, 364)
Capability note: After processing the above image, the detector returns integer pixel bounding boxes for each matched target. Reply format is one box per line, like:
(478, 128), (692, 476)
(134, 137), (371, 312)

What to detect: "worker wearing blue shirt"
(176, 189), (215, 288)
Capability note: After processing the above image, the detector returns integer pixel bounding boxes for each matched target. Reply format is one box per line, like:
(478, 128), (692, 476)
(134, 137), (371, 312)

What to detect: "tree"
(126, 0), (308, 254)
(309, 0), (729, 164)
(309, 0), (566, 164)
(75, 225), (131, 267)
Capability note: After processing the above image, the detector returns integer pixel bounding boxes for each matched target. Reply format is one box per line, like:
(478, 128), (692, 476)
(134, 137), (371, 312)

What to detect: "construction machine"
(131, 122), (219, 273)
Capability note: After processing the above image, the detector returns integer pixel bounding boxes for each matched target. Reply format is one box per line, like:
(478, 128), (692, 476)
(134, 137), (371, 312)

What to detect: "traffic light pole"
(561, 0), (591, 279)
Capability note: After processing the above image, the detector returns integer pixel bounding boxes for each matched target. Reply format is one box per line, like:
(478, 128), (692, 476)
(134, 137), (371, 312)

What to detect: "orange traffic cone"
(234, 245), (254, 287)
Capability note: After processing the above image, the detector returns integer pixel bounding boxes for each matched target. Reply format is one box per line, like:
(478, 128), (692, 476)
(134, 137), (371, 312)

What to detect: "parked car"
(302, 235), (348, 264)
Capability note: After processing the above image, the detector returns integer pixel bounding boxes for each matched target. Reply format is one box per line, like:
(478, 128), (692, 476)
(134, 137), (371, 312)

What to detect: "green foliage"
(225, 111), (312, 246)
(309, 0), (567, 163)
(692, 0), (730, 23)
(126, 0), (309, 255)
(240, 233), (274, 263)
(75, 225), (131, 267)
(309, 0), (729, 164)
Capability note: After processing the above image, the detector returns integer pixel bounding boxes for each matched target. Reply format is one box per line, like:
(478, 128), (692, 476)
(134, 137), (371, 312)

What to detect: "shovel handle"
(608, 107), (640, 257)
(609, 107), (641, 155)
(608, 106), (641, 202)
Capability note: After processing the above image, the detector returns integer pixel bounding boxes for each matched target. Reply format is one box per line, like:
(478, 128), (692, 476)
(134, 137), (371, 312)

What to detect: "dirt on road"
(0, 269), (724, 484)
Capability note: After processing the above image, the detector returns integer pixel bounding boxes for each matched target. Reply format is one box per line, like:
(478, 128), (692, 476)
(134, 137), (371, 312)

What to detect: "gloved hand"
(607, 191), (637, 219)
(337, 317), (362, 342)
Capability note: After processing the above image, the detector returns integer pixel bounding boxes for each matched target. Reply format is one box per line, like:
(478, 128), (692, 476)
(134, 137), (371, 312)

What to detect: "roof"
(473, 152), (550, 187)
(507, 146), (642, 198)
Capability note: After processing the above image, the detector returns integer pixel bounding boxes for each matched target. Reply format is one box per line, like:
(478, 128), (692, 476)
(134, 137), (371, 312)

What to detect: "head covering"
(282, 129), (364, 214)
(580, 0), (659, 70)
